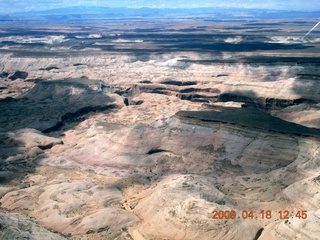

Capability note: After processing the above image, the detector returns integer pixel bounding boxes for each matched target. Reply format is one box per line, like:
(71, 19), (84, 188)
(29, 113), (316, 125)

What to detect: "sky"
(0, 0), (320, 13)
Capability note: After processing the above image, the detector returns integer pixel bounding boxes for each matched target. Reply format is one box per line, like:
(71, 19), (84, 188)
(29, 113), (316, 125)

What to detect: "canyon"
(0, 15), (320, 240)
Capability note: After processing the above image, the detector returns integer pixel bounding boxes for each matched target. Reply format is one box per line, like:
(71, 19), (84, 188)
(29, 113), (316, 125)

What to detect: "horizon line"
(2, 6), (320, 15)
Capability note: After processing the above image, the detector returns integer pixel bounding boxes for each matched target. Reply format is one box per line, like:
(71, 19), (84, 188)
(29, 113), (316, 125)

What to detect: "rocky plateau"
(0, 18), (320, 240)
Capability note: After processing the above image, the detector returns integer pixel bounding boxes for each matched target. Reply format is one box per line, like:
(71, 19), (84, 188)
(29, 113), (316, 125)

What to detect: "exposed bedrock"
(271, 103), (320, 129)
(1, 54), (319, 81)
(128, 79), (320, 110)
(115, 83), (221, 104)
(0, 78), (123, 184)
(2, 54), (320, 110)
(0, 180), (139, 238)
(0, 212), (67, 240)
(1, 81), (319, 239)
(133, 175), (261, 240)
(218, 92), (317, 110)
(0, 128), (63, 158)
(0, 78), (124, 132)
(1, 53), (320, 239)
(30, 116), (320, 239)
(43, 117), (307, 176)
(0, 128), (63, 182)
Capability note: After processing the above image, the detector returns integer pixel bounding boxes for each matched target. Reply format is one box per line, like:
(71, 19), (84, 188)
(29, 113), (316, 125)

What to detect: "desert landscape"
(0, 7), (320, 240)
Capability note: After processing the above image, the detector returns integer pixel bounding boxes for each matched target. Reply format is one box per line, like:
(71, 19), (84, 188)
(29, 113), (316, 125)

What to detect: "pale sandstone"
(1, 42), (320, 240)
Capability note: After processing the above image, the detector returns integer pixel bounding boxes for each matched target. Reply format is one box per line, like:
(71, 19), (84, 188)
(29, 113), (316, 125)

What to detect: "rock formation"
(1, 19), (320, 240)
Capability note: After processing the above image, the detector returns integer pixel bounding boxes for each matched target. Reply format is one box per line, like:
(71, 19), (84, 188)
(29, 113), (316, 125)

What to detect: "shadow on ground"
(0, 78), (123, 183)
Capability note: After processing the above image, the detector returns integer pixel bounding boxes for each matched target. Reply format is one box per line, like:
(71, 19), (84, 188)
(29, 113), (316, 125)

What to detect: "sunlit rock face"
(2, 52), (320, 114)
(0, 212), (68, 240)
(1, 18), (320, 240)
(2, 114), (320, 239)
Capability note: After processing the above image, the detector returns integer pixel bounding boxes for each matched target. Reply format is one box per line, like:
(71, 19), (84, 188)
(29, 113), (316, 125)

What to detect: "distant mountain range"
(1, 6), (319, 23)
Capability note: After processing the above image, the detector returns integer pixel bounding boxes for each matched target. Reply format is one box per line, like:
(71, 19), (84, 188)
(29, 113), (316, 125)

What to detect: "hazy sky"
(1, 0), (320, 13)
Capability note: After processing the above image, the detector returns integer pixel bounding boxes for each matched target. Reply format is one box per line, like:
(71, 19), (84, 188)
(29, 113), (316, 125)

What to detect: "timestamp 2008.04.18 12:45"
(212, 210), (308, 220)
